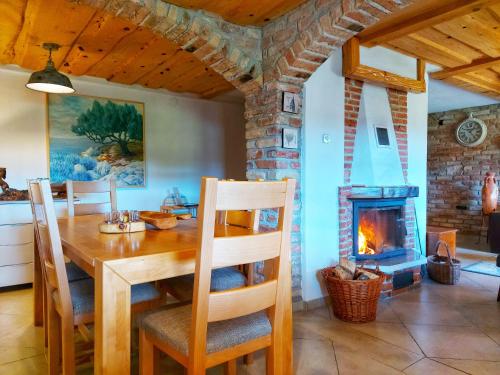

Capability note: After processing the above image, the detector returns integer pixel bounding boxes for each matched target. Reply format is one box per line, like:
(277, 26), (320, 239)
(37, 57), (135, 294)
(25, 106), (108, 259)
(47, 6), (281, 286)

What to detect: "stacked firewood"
(331, 258), (380, 281)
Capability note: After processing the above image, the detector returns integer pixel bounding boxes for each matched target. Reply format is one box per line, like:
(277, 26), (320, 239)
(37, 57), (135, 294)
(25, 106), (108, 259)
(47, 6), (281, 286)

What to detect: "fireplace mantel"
(347, 186), (419, 200)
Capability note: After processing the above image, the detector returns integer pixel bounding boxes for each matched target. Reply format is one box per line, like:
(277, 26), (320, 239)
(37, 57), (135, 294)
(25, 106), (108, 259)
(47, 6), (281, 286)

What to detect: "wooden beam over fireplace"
(343, 37), (426, 93)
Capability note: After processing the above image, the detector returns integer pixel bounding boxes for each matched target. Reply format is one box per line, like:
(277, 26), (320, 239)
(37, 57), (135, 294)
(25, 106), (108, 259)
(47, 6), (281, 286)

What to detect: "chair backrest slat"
(189, 177), (295, 365)
(69, 180), (114, 193)
(211, 231), (281, 268)
(215, 181), (287, 211)
(207, 280), (278, 322)
(67, 179), (117, 217)
(28, 179), (73, 319)
(73, 202), (110, 216)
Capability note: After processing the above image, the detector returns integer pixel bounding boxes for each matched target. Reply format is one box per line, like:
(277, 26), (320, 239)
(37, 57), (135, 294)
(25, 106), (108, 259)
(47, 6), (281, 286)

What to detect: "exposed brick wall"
(338, 186), (353, 258)
(344, 79), (363, 184)
(387, 88), (409, 183)
(262, 0), (413, 85)
(427, 104), (500, 236)
(244, 80), (303, 299)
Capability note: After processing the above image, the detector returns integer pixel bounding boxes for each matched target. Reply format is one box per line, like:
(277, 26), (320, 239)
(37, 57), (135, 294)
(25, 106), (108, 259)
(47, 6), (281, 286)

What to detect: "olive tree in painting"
(48, 94), (145, 187)
(72, 101), (143, 156)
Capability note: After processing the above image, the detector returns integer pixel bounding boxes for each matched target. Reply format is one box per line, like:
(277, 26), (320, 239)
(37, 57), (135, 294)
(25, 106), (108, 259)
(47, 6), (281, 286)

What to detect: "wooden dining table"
(33, 214), (293, 374)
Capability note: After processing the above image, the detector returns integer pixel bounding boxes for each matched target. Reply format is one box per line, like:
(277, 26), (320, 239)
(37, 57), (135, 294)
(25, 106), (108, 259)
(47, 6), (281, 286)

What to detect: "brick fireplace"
(339, 79), (425, 296)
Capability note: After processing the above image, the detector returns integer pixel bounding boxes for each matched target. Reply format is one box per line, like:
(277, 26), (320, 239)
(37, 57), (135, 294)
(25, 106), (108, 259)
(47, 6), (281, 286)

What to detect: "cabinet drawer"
(0, 203), (33, 225)
(0, 243), (33, 267)
(0, 224), (34, 245)
(0, 263), (33, 287)
(0, 201), (68, 225)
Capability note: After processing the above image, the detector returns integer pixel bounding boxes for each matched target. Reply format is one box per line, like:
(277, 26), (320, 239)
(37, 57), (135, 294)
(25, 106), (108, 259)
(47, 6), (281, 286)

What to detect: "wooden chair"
(139, 177), (296, 374)
(66, 179), (117, 217)
(164, 209), (260, 303)
(28, 179), (161, 375)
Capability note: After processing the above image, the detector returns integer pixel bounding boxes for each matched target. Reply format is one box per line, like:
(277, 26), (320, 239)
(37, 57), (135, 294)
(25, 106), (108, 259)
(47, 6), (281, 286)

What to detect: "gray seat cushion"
(54, 279), (160, 316)
(65, 262), (90, 282)
(167, 267), (246, 302)
(140, 304), (271, 355)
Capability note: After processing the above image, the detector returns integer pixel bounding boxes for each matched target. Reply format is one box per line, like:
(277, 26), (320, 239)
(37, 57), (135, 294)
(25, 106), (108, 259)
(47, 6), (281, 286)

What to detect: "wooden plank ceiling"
(0, 0), (234, 97)
(166, 0), (307, 25)
(358, 0), (500, 100)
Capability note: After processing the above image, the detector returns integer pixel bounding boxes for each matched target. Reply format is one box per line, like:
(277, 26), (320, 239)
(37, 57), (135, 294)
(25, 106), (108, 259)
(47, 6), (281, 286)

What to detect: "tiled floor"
(0, 249), (498, 374)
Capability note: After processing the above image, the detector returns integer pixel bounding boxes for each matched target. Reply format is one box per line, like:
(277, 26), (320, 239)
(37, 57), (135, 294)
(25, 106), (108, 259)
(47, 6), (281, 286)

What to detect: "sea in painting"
(48, 94), (145, 187)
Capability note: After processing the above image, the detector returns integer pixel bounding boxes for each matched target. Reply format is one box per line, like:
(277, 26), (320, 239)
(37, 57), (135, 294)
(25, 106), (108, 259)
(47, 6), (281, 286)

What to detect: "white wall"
(0, 67), (245, 210)
(302, 47), (428, 302)
(303, 50), (345, 301)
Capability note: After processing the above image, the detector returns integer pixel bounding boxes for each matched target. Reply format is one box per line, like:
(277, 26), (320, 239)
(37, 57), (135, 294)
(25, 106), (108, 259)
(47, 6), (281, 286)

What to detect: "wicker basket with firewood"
(321, 258), (385, 323)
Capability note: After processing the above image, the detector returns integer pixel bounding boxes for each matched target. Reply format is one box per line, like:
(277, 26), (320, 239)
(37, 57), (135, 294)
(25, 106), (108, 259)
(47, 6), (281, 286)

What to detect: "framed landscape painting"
(47, 94), (145, 187)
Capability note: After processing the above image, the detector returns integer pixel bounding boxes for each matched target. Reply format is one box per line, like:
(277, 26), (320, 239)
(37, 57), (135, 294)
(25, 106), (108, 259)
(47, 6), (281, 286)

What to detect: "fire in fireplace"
(353, 198), (407, 260)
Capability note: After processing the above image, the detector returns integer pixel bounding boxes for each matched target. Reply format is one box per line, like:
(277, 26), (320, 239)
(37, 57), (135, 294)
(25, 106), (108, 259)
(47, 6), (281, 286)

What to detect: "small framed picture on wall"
(282, 92), (300, 114)
(282, 128), (299, 149)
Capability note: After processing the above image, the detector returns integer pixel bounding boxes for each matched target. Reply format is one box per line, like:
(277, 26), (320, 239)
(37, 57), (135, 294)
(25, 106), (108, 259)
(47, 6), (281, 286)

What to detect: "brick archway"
(69, 0), (263, 93)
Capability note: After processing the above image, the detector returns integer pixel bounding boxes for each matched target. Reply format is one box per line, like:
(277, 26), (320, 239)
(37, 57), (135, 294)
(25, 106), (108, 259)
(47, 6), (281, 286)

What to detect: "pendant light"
(26, 43), (75, 94)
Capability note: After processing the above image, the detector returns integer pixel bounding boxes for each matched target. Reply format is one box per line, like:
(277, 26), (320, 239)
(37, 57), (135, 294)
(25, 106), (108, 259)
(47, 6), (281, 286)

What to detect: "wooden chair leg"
(139, 329), (157, 375)
(47, 302), (61, 375)
(43, 284), (48, 348)
(243, 353), (254, 365)
(266, 346), (277, 375)
(61, 319), (76, 375)
(187, 358), (205, 375)
(225, 359), (237, 375)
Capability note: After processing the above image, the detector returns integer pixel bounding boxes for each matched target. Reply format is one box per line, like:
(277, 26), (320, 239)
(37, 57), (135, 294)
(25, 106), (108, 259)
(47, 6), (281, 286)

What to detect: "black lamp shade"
(26, 60), (74, 94)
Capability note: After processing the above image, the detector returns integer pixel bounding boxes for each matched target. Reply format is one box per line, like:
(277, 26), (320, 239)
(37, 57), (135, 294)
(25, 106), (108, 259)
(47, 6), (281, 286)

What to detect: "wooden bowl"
(176, 213), (192, 220)
(139, 211), (178, 230)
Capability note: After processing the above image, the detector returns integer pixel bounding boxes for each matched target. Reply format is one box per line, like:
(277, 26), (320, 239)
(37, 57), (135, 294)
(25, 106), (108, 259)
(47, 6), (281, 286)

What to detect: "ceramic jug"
(481, 172), (498, 215)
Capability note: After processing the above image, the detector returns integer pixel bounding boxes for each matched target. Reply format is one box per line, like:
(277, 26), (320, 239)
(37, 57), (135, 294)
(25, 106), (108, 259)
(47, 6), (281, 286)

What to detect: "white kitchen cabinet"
(0, 201), (67, 287)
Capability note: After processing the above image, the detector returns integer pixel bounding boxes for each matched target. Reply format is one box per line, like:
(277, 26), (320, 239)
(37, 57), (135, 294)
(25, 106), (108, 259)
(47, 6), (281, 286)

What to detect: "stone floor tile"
(403, 358), (467, 375)
(389, 301), (471, 326)
(0, 354), (48, 375)
(375, 301), (401, 323)
(294, 338), (338, 374)
(0, 346), (43, 366)
(347, 322), (422, 355)
(461, 272), (500, 292)
(0, 288), (34, 316)
(388, 285), (444, 303)
(294, 312), (339, 341)
(433, 358), (500, 375)
(334, 347), (404, 375)
(406, 324), (500, 361)
(432, 285), (499, 305)
(0, 313), (44, 350)
(479, 327), (500, 345)
(322, 324), (423, 370)
(456, 304), (500, 328)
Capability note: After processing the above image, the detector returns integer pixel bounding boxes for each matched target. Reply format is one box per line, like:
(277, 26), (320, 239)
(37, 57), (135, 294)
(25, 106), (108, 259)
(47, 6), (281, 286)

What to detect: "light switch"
(322, 134), (331, 144)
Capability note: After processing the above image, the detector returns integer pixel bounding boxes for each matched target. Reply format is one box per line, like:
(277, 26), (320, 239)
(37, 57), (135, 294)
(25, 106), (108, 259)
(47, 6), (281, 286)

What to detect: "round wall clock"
(455, 113), (487, 147)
